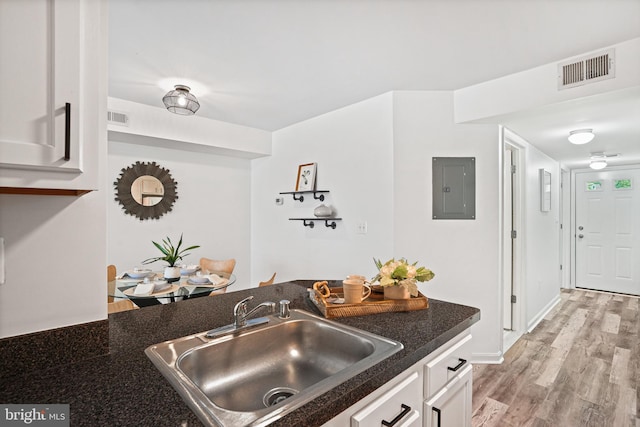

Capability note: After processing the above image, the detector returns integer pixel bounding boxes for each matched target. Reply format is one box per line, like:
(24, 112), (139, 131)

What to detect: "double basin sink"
(145, 308), (403, 426)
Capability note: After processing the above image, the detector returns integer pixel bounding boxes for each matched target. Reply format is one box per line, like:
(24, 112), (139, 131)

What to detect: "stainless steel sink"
(145, 309), (403, 426)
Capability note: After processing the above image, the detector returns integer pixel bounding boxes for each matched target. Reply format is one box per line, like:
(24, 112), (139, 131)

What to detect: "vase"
(313, 204), (332, 218)
(384, 285), (410, 300)
(164, 266), (181, 283)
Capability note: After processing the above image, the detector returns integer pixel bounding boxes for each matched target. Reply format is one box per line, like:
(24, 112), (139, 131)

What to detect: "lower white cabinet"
(323, 329), (472, 427)
(424, 365), (473, 427)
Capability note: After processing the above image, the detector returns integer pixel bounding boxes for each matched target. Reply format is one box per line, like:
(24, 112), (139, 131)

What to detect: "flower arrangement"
(142, 234), (200, 267)
(372, 258), (435, 297)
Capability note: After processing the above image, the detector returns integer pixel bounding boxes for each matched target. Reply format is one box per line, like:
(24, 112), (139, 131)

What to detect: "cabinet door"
(0, 0), (82, 172)
(424, 366), (472, 427)
(351, 371), (422, 427)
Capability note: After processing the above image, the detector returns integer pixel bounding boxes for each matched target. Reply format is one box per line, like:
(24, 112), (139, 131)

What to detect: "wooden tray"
(308, 287), (429, 319)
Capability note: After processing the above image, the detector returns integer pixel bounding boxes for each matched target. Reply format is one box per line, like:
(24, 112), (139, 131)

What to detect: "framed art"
(295, 163), (317, 191)
(539, 169), (551, 212)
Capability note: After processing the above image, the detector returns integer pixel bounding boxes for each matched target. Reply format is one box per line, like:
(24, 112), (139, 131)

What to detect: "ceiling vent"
(558, 48), (615, 90)
(107, 110), (130, 127)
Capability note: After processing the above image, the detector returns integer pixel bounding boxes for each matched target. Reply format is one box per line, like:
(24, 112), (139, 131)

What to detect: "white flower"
(407, 265), (416, 278)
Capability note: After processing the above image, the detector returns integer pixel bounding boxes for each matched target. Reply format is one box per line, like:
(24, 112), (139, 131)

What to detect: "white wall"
(108, 97), (272, 159)
(251, 93), (395, 283)
(455, 37), (640, 124)
(108, 139), (253, 289)
(392, 91), (501, 362)
(521, 135), (562, 330)
(0, 192), (107, 338)
(252, 90), (506, 361)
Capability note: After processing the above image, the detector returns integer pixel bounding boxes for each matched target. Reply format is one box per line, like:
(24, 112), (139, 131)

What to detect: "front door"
(575, 168), (640, 295)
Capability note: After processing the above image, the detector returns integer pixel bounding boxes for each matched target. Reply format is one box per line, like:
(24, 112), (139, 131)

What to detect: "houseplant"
(372, 258), (435, 299)
(142, 234), (200, 282)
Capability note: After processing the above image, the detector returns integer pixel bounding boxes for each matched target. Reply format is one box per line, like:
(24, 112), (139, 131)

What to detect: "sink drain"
(263, 387), (298, 407)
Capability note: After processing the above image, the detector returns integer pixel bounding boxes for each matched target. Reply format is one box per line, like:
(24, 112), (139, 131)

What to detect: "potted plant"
(142, 234), (200, 282)
(372, 258), (435, 299)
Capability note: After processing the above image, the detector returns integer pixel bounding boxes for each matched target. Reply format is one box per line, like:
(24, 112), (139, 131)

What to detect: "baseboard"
(503, 329), (522, 353)
(471, 352), (504, 365)
(527, 294), (562, 333)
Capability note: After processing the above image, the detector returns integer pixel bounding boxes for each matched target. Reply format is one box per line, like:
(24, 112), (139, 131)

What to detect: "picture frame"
(539, 169), (551, 212)
(295, 163), (317, 191)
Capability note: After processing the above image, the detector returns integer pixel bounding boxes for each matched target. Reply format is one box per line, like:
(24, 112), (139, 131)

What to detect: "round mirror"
(131, 175), (164, 206)
(114, 161), (178, 220)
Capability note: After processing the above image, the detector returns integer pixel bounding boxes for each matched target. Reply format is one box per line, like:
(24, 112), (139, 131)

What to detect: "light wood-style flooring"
(472, 289), (639, 427)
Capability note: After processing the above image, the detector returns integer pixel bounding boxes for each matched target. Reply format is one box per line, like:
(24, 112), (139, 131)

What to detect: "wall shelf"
(0, 187), (93, 196)
(289, 218), (342, 229)
(279, 190), (329, 202)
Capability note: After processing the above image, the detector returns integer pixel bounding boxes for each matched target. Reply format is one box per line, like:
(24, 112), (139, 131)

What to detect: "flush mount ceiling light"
(162, 85), (200, 116)
(568, 129), (595, 145)
(589, 153), (607, 170)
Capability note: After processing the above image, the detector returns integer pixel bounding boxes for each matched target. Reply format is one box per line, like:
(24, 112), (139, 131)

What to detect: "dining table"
(108, 270), (236, 308)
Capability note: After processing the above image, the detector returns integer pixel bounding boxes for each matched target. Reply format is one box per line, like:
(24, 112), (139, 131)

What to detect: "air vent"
(107, 110), (130, 126)
(558, 48), (615, 90)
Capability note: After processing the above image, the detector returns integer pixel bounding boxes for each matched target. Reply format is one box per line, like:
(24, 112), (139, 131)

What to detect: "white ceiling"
(109, 0), (640, 169)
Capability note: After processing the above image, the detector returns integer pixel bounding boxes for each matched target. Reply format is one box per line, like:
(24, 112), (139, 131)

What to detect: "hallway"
(472, 289), (638, 426)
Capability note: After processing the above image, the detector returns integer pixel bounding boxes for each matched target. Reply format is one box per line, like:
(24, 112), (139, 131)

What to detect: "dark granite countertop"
(0, 281), (479, 426)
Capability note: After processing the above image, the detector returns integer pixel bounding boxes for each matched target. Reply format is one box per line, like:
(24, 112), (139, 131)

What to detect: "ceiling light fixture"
(162, 85), (200, 115)
(568, 129), (595, 145)
(589, 153), (607, 170)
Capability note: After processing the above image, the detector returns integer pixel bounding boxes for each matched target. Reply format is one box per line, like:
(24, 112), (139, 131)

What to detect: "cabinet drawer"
(351, 370), (422, 427)
(424, 333), (472, 398)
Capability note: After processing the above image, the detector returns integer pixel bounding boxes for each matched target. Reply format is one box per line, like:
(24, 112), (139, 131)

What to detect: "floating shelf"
(0, 187), (93, 196)
(289, 218), (342, 229)
(279, 190), (329, 202)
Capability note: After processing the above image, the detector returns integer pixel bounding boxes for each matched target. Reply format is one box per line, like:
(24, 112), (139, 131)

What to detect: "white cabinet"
(323, 329), (473, 427)
(0, 0), (106, 192)
(424, 366), (472, 427)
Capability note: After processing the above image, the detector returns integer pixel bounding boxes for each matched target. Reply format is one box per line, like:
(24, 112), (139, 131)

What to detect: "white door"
(575, 168), (640, 295)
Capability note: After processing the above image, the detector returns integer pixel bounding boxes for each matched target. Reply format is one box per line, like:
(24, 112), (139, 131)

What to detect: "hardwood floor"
(472, 289), (639, 427)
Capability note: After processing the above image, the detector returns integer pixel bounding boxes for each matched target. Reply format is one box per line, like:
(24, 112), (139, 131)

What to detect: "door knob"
(578, 226), (584, 231)
(578, 234), (584, 239)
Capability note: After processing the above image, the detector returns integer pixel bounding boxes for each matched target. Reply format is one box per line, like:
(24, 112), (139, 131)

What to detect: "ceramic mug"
(343, 279), (372, 304)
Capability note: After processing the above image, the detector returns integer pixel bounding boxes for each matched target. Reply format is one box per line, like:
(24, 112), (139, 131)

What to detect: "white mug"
(343, 279), (372, 304)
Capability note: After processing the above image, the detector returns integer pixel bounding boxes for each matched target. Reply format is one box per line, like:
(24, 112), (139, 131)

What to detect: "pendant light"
(162, 85), (200, 115)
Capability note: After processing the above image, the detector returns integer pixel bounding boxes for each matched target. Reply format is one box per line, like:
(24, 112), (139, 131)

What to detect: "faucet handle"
(234, 296), (254, 316)
(278, 300), (291, 319)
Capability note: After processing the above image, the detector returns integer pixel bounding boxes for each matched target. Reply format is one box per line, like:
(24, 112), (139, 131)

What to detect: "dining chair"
(107, 264), (139, 313)
(258, 272), (277, 287)
(107, 264), (117, 303)
(199, 257), (236, 274)
(108, 299), (138, 314)
(200, 258), (236, 297)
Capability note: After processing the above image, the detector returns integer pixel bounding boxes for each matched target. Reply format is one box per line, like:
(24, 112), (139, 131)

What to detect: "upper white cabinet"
(0, 0), (106, 192)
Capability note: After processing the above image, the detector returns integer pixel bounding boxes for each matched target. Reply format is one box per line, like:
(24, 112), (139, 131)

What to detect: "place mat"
(123, 284), (180, 297)
(186, 277), (229, 288)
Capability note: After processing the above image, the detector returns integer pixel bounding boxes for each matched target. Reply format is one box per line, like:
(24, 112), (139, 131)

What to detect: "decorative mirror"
(114, 161), (178, 220)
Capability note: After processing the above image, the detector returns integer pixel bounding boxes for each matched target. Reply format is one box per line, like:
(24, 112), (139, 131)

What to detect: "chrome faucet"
(234, 296), (276, 327)
(206, 296), (276, 338)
